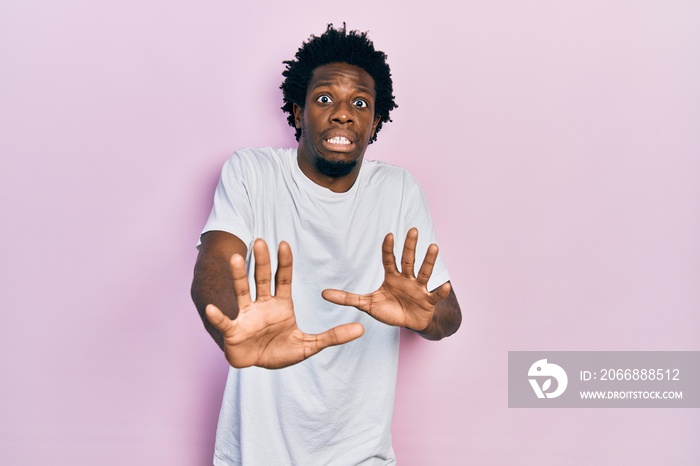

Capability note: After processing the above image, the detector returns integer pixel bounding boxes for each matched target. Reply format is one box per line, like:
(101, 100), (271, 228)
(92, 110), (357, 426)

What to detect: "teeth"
(327, 137), (350, 145)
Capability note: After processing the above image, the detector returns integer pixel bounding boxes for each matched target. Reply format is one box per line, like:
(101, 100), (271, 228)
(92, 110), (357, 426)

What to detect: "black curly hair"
(280, 23), (398, 144)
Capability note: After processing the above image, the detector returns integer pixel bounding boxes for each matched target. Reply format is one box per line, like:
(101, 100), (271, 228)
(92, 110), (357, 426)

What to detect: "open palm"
(322, 228), (451, 332)
(206, 239), (364, 369)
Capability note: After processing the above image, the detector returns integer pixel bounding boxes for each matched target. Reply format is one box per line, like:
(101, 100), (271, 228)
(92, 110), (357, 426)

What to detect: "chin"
(314, 157), (357, 178)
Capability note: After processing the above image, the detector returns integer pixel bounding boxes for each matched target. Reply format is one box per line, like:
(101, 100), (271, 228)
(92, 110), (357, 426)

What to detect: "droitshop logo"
(528, 359), (568, 399)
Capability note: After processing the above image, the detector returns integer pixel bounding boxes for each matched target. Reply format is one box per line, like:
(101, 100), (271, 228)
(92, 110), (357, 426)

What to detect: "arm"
(191, 230), (248, 350)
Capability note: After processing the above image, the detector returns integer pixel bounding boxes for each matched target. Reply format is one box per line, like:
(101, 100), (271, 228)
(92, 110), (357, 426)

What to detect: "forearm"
(191, 231), (247, 350)
(416, 284), (461, 341)
(191, 255), (238, 349)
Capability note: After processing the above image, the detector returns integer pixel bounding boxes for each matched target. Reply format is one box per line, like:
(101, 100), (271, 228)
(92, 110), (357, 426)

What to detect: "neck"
(296, 152), (362, 193)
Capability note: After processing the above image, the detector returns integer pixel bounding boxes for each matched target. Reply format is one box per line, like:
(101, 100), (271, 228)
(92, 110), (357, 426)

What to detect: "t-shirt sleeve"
(199, 152), (255, 248)
(402, 174), (451, 292)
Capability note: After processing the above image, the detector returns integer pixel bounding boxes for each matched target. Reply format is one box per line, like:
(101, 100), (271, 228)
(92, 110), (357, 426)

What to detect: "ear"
(293, 103), (303, 129)
(370, 116), (381, 138)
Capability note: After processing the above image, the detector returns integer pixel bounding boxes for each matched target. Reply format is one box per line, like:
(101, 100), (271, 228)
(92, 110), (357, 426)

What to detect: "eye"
(316, 95), (333, 104)
(353, 99), (369, 108)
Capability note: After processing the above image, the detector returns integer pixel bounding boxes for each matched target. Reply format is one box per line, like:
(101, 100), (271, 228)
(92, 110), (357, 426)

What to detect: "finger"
(381, 233), (398, 275)
(400, 227), (418, 277)
(304, 323), (365, 356)
(275, 241), (293, 299)
(253, 239), (272, 301)
(428, 281), (451, 305)
(322, 289), (372, 312)
(205, 304), (236, 333)
(230, 253), (252, 308)
(416, 242), (440, 286)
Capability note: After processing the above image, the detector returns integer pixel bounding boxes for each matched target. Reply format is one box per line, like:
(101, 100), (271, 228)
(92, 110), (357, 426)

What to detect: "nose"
(330, 101), (353, 124)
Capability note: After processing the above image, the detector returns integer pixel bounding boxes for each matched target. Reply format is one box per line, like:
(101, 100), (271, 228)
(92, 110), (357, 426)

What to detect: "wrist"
(413, 312), (441, 340)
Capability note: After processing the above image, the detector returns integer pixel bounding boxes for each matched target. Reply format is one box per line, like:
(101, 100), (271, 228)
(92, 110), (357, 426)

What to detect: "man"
(192, 24), (462, 465)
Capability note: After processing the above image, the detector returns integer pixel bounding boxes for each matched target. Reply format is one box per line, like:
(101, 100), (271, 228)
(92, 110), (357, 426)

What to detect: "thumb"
(305, 323), (365, 355)
(322, 289), (371, 311)
(205, 304), (234, 333)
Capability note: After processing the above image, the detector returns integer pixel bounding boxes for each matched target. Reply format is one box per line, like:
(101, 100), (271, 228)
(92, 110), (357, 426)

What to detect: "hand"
(205, 239), (364, 369)
(322, 228), (451, 332)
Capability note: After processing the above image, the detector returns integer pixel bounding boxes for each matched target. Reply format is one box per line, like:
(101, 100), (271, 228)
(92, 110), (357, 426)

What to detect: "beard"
(313, 156), (358, 178)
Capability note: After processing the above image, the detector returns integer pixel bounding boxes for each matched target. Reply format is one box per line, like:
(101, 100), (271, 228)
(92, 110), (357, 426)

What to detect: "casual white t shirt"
(202, 147), (450, 465)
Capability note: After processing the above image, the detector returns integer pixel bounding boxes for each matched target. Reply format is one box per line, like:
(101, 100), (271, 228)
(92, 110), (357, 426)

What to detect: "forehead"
(307, 63), (376, 97)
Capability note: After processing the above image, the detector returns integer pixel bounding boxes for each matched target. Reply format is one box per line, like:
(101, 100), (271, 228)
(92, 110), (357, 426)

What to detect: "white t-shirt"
(202, 147), (450, 465)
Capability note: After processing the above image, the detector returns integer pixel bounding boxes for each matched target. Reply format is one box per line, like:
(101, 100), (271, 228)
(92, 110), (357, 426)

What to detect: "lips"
(321, 130), (356, 152)
(326, 136), (351, 145)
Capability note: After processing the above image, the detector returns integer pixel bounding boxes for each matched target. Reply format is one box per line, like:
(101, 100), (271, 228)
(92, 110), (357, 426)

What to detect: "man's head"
(281, 24), (398, 144)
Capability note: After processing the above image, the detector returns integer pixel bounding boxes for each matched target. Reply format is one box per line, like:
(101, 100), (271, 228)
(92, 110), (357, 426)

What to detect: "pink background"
(1, 1), (699, 464)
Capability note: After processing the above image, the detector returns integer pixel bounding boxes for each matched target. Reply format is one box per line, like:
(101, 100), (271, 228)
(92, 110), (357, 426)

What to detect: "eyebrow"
(310, 81), (375, 96)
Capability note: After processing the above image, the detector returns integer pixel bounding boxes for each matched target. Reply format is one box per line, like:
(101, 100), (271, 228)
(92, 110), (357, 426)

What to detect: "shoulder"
(225, 147), (294, 169)
(362, 159), (423, 192)
(221, 147), (295, 179)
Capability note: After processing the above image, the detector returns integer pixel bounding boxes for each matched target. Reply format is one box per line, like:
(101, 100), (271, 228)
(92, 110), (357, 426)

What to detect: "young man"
(192, 24), (462, 465)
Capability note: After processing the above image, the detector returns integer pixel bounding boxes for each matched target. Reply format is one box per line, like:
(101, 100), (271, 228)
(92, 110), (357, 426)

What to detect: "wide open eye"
(316, 95), (333, 104)
(353, 99), (369, 108)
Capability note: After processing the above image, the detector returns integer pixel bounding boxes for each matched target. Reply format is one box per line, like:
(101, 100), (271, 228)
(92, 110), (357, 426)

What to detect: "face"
(294, 62), (381, 185)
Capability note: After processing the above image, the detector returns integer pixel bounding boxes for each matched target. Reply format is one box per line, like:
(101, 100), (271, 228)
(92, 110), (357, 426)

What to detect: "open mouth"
(326, 136), (351, 145)
(323, 135), (354, 152)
